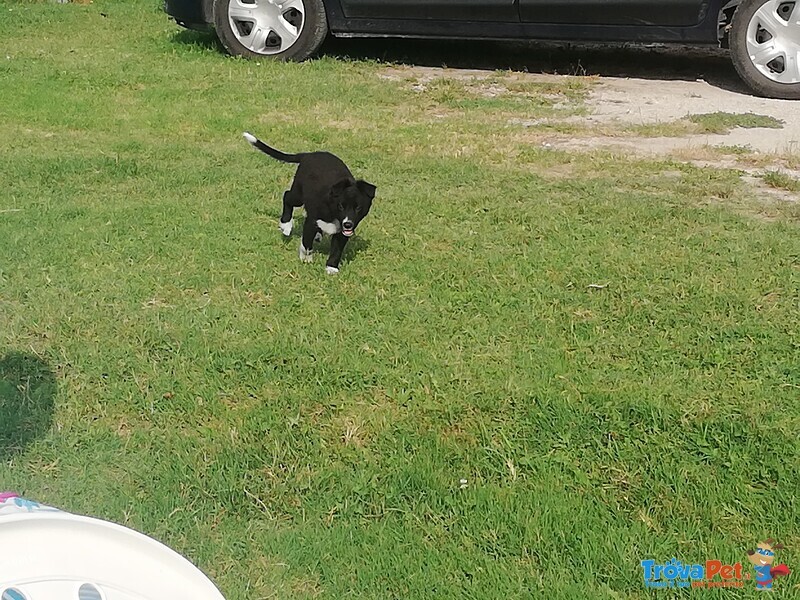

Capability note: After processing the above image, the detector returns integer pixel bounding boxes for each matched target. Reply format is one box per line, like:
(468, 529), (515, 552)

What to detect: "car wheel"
(213, 0), (327, 61)
(730, 0), (800, 99)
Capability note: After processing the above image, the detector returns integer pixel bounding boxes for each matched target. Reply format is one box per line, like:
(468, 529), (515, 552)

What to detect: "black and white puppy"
(243, 132), (376, 274)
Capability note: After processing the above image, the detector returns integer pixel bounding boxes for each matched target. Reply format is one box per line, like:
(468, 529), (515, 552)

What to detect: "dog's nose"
(342, 220), (354, 230)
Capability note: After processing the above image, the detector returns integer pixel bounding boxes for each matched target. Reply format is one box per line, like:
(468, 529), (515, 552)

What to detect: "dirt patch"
(378, 61), (800, 203)
(379, 64), (799, 155)
(380, 65), (570, 85)
(379, 65), (587, 106)
(547, 77), (800, 155)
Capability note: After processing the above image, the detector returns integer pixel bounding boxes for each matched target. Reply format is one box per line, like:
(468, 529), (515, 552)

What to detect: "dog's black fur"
(243, 132), (376, 274)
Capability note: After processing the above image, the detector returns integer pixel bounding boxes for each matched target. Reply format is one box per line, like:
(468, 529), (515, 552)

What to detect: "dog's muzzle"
(342, 220), (355, 237)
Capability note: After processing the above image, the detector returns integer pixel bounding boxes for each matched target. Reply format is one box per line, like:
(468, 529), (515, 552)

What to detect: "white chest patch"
(316, 219), (341, 235)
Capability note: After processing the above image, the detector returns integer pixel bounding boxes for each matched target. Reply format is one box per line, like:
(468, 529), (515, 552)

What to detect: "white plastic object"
(0, 494), (226, 600)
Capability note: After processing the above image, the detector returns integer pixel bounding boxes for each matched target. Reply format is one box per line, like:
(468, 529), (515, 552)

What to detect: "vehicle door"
(518, 0), (710, 27)
(338, 0), (519, 22)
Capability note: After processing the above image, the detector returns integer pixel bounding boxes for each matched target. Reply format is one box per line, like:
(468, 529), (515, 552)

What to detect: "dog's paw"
(325, 266), (340, 275)
(299, 243), (313, 263)
(314, 231), (323, 243)
(279, 219), (293, 237)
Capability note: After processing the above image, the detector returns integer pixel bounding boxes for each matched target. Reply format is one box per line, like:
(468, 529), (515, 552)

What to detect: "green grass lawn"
(1, 1), (799, 598)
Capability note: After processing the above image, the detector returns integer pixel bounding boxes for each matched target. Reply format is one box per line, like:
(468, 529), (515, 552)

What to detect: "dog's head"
(331, 178), (376, 237)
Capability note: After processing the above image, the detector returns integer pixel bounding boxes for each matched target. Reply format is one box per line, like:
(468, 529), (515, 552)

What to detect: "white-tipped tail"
(243, 132), (257, 145)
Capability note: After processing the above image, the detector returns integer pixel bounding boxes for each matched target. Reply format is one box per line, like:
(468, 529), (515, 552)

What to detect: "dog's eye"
(355, 206), (362, 214)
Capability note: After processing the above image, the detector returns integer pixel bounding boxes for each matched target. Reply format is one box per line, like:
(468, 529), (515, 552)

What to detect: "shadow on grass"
(169, 24), (751, 95)
(170, 28), (224, 54)
(321, 37), (751, 94)
(0, 351), (56, 459)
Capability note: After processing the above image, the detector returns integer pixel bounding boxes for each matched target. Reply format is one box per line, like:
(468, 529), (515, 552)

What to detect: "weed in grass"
(421, 74), (588, 117)
(625, 114), (784, 139)
(761, 169), (800, 192)
(626, 120), (698, 138)
(713, 144), (754, 155)
(688, 112), (784, 134)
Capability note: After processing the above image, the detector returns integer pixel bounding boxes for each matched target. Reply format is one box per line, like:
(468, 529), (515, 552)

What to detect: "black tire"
(213, 0), (328, 61)
(729, 0), (800, 99)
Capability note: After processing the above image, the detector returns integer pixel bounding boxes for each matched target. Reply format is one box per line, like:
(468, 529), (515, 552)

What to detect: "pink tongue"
(343, 229), (354, 237)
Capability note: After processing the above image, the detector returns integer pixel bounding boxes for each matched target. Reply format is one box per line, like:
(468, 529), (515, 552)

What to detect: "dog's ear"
(356, 180), (377, 200)
(330, 178), (351, 199)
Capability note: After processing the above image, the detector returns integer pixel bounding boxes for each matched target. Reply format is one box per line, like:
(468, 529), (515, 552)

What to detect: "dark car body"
(166, 0), (800, 99)
(165, 0), (734, 46)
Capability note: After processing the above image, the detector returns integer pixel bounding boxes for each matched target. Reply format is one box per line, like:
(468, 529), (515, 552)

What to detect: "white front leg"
(279, 219), (293, 237)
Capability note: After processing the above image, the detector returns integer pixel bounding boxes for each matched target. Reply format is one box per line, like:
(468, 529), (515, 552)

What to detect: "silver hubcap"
(746, 1), (800, 84)
(228, 0), (305, 55)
